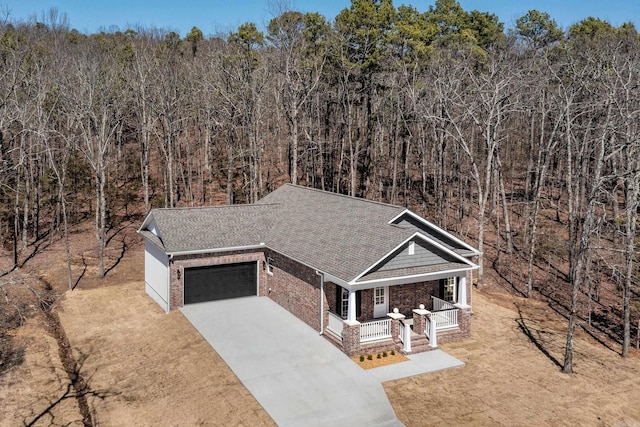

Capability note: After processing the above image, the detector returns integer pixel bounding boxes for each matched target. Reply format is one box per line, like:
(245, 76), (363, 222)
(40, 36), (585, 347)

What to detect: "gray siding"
(375, 240), (459, 272)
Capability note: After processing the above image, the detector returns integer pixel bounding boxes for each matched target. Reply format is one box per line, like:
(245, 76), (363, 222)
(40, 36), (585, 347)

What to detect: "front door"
(373, 286), (388, 318)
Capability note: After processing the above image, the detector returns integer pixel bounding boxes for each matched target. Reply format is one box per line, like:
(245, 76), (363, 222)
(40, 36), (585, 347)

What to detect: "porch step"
(400, 332), (433, 355)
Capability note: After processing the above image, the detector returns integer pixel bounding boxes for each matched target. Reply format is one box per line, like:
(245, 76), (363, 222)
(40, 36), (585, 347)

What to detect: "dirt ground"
(2, 225), (640, 426)
(386, 291), (640, 426)
(352, 350), (408, 369)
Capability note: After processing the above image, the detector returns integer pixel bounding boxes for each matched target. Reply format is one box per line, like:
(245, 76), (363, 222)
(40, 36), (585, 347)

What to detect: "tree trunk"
(622, 146), (638, 357)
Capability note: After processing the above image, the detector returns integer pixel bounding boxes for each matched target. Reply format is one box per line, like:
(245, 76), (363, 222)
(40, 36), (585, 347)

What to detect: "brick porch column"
(342, 320), (361, 356)
(412, 304), (429, 336)
(387, 309), (405, 346)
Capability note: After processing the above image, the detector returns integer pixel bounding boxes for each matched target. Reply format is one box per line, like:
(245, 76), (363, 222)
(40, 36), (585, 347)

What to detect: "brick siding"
(437, 307), (471, 343)
(388, 280), (440, 318)
(264, 249), (323, 332)
(169, 250), (267, 309)
(167, 249), (471, 355)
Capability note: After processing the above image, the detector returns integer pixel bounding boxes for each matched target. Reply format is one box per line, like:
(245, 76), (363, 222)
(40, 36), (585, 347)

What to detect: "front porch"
(325, 290), (471, 356)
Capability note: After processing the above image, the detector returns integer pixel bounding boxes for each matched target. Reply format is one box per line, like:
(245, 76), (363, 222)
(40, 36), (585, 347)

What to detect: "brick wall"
(264, 249), (323, 332)
(325, 281), (338, 314)
(388, 280), (440, 317)
(325, 281), (440, 321)
(168, 249), (472, 353)
(358, 288), (373, 322)
(169, 250), (267, 309)
(437, 308), (471, 343)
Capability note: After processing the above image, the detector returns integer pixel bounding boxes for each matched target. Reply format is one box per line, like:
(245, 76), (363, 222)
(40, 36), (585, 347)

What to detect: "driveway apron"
(181, 297), (403, 427)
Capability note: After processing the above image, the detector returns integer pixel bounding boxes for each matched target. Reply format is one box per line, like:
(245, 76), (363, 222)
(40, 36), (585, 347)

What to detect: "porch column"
(342, 320), (361, 356)
(388, 309), (405, 350)
(347, 289), (357, 322)
(412, 305), (428, 336)
(455, 275), (470, 309)
(347, 289), (356, 322)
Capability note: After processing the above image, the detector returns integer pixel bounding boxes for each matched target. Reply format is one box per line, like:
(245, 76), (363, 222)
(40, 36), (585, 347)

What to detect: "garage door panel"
(184, 262), (257, 304)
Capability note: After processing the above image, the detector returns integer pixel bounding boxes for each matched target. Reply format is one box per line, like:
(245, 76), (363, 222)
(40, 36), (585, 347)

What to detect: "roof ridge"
(282, 184), (404, 210)
(152, 203), (280, 212)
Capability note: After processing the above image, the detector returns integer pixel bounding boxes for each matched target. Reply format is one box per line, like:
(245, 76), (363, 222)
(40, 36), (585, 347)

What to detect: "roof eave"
(167, 243), (267, 257)
(349, 265), (477, 290)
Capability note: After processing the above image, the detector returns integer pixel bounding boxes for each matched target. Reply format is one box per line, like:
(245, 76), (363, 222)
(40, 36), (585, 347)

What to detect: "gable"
(390, 212), (477, 255)
(352, 234), (475, 284)
(374, 239), (462, 273)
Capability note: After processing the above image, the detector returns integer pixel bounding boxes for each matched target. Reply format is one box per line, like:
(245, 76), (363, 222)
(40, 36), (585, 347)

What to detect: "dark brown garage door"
(184, 262), (257, 304)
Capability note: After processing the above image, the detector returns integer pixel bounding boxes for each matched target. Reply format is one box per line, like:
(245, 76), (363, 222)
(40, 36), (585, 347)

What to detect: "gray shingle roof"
(256, 185), (415, 282)
(139, 184), (476, 282)
(142, 204), (278, 253)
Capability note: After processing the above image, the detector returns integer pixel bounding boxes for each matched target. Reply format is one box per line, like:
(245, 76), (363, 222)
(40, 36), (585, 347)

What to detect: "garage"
(184, 262), (257, 304)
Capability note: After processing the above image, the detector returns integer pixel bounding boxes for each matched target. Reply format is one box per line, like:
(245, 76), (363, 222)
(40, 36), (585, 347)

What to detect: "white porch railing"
(398, 320), (411, 352)
(360, 318), (392, 342)
(432, 309), (458, 330)
(327, 312), (344, 337)
(432, 296), (455, 312)
(425, 315), (431, 339)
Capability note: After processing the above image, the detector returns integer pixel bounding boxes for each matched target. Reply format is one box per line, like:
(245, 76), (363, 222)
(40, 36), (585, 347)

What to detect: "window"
(374, 287), (385, 305)
(266, 257), (274, 275)
(341, 288), (349, 320)
(443, 277), (456, 302)
(408, 241), (415, 255)
(336, 287), (361, 320)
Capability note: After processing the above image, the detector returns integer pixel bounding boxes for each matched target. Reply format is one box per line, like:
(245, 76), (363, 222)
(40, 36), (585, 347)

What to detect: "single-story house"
(138, 184), (479, 355)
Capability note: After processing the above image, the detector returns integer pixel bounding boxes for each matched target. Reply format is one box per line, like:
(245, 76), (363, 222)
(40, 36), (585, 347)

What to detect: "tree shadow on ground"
(104, 235), (128, 277)
(24, 350), (118, 427)
(71, 255), (88, 291)
(514, 303), (563, 369)
(18, 236), (53, 269)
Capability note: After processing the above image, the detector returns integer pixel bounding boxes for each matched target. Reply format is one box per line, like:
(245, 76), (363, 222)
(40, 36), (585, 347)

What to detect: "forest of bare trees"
(0, 0), (638, 373)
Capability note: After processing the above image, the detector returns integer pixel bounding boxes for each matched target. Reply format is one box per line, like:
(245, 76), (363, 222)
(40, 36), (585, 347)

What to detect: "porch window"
(335, 287), (361, 320)
(442, 277), (456, 303)
(340, 288), (349, 319)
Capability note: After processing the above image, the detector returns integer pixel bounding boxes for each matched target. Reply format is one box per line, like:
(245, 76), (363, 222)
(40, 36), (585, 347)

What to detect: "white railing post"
(402, 320), (411, 352)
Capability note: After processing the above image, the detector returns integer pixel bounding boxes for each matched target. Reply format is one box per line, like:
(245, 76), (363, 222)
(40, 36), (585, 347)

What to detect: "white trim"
(137, 210), (154, 233)
(388, 209), (480, 255)
(350, 267), (475, 290)
(322, 272), (350, 288)
(350, 231), (477, 284)
(168, 243), (266, 257)
(140, 233), (166, 252)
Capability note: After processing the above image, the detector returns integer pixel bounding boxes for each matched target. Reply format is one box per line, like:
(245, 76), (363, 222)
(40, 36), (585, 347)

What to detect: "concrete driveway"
(181, 297), (403, 427)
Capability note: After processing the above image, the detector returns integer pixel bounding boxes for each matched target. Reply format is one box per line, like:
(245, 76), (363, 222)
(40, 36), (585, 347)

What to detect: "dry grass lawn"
(386, 291), (640, 426)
